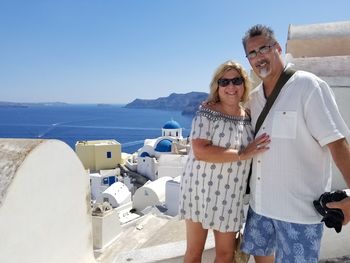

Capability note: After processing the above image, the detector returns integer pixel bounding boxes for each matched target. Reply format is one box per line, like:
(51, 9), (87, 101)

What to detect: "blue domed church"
(162, 120), (183, 138)
(135, 120), (188, 181)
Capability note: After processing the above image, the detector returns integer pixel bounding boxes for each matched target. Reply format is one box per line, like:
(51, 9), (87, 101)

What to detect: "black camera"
(313, 190), (348, 233)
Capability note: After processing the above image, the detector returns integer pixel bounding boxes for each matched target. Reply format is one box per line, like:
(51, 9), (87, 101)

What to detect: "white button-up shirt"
(247, 70), (350, 224)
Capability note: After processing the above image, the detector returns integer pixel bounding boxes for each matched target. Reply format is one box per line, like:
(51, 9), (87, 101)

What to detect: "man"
(240, 24), (350, 263)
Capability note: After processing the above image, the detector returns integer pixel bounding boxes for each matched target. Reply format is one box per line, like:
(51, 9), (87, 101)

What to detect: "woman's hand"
(239, 133), (270, 160)
(191, 133), (270, 163)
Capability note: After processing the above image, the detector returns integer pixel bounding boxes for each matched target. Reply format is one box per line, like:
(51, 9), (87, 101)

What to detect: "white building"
(157, 154), (188, 179)
(75, 140), (122, 172)
(90, 169), (119, 201)
(96, 181), (131, 208)
(132, 176), (173, 212)
(135, 120), (189, 181)
(165, 176), (182, 216)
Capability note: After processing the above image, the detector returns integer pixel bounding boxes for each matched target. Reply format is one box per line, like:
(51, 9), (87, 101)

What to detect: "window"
(109, 176), (116, 186)
(103, 177), (109, 185)
(106, 151), (112, 158)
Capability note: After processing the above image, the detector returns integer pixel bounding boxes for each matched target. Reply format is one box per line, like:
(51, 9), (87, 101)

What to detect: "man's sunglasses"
(217, 77), (244, 87)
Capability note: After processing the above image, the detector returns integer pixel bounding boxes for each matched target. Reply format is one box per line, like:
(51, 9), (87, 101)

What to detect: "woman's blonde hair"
(207, 60), (251, 104)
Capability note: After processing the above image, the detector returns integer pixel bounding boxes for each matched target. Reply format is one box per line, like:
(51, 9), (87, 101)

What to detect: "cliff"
(124, 92), (208, 115)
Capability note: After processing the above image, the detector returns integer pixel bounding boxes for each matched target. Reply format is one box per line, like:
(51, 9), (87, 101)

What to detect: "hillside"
(124, 92), (208, 115)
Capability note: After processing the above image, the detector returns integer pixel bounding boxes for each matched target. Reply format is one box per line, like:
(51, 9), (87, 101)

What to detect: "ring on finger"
(256, 144), (261, 149)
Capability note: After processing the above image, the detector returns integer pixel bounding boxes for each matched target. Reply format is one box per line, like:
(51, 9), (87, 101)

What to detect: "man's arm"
(328, 137), (350, 187)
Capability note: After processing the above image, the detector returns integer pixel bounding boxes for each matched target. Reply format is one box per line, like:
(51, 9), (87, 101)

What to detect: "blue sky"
(0, 1), (349, 104)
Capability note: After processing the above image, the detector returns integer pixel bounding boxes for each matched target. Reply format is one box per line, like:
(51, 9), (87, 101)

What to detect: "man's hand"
(327, 196), (350, 225)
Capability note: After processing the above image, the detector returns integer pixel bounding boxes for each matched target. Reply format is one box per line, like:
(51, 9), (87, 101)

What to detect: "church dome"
(154, 139), (172, 152)
(140, 152), (151, 157)
(163, 120), (181, 129)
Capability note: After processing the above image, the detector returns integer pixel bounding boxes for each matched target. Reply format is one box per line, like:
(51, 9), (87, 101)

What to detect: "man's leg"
(274, 221), (323, 263)
(241, 207), (276, 262)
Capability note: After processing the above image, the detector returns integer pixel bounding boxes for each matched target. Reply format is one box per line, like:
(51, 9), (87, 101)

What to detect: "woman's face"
(217, 69), (244, 106)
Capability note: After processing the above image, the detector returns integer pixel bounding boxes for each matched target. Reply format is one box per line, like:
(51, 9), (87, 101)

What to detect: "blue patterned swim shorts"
(241, 207), (323, 263)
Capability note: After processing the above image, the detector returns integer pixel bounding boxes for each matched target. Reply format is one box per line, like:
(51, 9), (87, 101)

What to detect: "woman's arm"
(192, 133), (270, 163)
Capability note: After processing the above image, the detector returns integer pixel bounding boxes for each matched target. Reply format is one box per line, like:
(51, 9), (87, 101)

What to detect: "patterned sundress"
(179, 107), (253, 232)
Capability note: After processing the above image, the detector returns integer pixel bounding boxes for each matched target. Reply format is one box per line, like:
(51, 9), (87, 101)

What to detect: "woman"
(179, 60), (270, 263)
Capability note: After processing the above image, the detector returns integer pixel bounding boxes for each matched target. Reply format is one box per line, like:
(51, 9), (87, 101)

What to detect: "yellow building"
(75, 140), (121, 172)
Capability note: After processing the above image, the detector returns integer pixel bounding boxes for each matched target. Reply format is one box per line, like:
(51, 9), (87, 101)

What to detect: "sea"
(0, 104), (194, 154)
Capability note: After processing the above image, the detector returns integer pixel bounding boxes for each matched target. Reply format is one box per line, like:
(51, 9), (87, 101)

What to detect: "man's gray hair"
(242, 24), (277, 50)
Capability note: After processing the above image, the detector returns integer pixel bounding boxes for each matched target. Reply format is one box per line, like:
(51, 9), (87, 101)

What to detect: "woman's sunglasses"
(217, 77), (244, 87)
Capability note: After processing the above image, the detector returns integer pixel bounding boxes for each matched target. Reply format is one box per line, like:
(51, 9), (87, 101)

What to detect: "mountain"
(124, 92), (208, 115)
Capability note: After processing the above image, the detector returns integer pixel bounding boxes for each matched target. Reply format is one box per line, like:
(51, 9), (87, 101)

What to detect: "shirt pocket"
(271, 111), (297, 139)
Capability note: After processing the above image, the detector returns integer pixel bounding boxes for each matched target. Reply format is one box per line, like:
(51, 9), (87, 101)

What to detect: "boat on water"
(0, 20), (350, 263)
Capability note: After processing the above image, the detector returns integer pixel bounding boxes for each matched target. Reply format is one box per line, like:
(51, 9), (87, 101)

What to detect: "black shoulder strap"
(254, 67), (296, 135)
(246, 67), (296, 195)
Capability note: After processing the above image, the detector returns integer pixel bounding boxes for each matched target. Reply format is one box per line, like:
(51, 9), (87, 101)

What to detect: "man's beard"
(258, 67), (270, 78)
(255, 59), (271, 79)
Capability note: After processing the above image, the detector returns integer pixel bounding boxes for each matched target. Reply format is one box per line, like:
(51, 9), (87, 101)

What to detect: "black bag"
(313, 190), (348, 233)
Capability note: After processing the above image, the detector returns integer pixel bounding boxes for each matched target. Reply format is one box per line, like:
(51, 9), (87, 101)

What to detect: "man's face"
(245, 35), (280, 79)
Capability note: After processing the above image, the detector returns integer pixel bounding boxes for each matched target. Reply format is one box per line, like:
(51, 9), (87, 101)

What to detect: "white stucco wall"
(0, 139), (96, 263)
(287, 21), (350, 58)
(132, 176), (173, 211)
(137, 156), (157, 181)
(157, 154), (188, 179)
